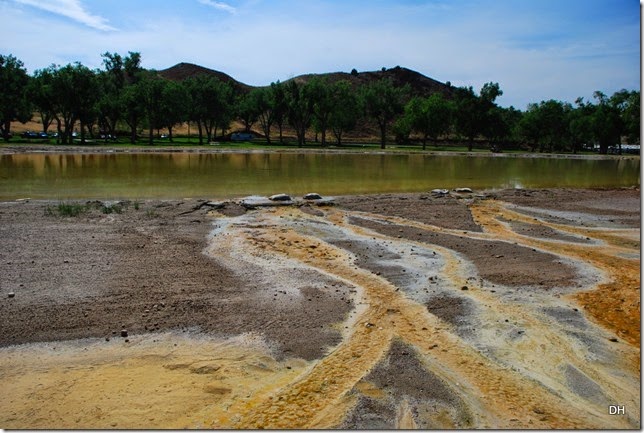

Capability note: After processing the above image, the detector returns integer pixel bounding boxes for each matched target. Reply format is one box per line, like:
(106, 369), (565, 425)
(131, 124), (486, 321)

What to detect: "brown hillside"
(158, 63), (452, 99)
(158, 62), (253, 93)
(291, 66), (454, 98)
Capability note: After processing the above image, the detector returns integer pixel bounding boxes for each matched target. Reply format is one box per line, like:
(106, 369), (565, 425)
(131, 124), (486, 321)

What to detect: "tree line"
(0, 52), (639, 154)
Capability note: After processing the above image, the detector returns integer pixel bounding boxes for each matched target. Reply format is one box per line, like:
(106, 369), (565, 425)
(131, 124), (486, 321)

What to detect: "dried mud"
(0, 187), (640, 429)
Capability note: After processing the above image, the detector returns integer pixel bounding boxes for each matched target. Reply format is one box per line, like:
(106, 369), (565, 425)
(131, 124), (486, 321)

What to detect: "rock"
(431, 189), (449, 196)
(120, 329), (128, 338)
(7, 292), (15, 298)
(241, 195), (291, 208)
(455, 187), (473, 193)
(204, 201), (225, 209)
(269, 193), (292, 201)
(303, 193), (323, 200)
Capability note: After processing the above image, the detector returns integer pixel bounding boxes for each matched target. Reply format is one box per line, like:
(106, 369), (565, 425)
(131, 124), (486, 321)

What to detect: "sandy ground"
(0, 187), (640, 429)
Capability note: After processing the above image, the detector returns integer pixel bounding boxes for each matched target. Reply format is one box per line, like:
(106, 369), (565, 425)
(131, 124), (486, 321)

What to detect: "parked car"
(21, 131), (50, 139)
(230, 132), (255, 142)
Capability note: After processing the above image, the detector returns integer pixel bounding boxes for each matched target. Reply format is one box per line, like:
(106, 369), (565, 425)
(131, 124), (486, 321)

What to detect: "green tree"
(285, 80), (315, 147)
(489, 106), (522, 151)
(404, 93), (452, 150)
(517, 100), (570, 153)
(453, 82), (503, 151)
(28, 66), (57, 134)
(158, 80), (188, 142)
(96, 51), (132, 140)
(309, 77), (334, 147)
(517, 106), (542, 152)
(271, 81), (288, 143)
(568, 99), (594, 154)
(185, 75), (233, 144)
(452, 86), (481, 151)
(49, 62), (99, 144)
(236, 91), (260, 133)
(138, 71), (166, 145)
(248, 86), (276, 144)
(0, 54), (31, 141)
(360, 78), (409, 149)
(328, 80), (358, 146)
(117, 52), (145, 143)
(610, 89), (640, 146)
(591, 91), (623, 155)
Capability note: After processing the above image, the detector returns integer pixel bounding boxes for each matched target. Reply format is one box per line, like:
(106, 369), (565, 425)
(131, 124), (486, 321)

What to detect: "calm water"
(0, 152), (639, 200)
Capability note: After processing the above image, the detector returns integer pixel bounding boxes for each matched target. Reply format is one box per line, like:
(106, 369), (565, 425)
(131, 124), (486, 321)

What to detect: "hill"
(290, 66), (454, 98)
(158, 63), (453, 98)
(158, 62), (253, 93)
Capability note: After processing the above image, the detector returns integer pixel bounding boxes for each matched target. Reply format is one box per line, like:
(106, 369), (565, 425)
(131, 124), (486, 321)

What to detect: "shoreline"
(0, 143), (639, 160)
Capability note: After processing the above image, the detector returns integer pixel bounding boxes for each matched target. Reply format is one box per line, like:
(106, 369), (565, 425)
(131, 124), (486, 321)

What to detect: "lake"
(0, 152), (639, 200)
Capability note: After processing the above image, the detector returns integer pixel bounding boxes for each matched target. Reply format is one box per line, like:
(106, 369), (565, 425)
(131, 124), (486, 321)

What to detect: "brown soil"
(0, 200), (352, 360)
(0, 187), (640, 429)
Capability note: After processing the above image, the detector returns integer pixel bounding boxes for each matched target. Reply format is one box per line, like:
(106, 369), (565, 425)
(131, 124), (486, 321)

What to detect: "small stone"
(120, 329), (128, 338)
(269, 193), (292, 202)
(303, 193), (323, 200)
(8, 292), (15, 298)
(609, 337), (618, 343)
(461, 286), (469, 291)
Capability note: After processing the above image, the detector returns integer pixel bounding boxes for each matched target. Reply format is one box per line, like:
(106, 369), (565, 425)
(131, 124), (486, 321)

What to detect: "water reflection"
(0, 152), (639, 199)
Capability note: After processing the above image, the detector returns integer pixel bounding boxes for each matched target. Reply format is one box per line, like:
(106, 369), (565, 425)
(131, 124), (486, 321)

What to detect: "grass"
(45, 200), (136, 217)
(45, 202), (89, 217)
(101, 202), (123, 214)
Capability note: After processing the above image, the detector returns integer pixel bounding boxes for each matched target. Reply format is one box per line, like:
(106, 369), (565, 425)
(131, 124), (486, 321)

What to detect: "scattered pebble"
(8, 292), (15, 298)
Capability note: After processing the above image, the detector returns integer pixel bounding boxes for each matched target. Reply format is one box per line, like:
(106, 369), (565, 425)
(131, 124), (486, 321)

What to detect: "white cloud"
(12, 0), (116, 31)
(197, 0), (236, 14)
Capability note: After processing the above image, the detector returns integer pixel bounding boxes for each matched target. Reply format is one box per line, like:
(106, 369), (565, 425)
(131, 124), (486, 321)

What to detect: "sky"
(0, 0), (640, 108)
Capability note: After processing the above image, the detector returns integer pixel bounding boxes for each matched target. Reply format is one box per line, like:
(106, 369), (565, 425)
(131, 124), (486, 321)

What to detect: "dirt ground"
(0, 187), (640, 429)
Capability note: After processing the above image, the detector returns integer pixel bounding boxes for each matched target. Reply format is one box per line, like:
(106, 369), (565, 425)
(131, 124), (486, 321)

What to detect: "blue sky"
(0, 0), (640, 108)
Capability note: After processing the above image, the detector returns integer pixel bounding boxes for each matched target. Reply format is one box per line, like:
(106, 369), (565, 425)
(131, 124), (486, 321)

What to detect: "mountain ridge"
(158, 62), (454, 97)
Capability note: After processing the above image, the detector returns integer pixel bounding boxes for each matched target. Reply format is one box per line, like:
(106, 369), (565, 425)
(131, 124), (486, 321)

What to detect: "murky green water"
(0, 152), (639, 199)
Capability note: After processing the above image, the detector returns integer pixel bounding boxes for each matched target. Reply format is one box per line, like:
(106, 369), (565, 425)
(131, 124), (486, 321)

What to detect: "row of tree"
(0, 52), (639, 154)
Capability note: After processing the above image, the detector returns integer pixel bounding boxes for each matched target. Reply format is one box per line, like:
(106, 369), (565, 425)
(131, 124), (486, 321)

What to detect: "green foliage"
(185, 75), (234, 144)
(249, 86), (277, 144)
(360, 78), (410, 149)
(3, 51), (639, 154)
(52, 202), (88, 217)
(404, 93), (452, 149)
(518, 100), (571, 152)
(453, 83), (504, 151)
(0, 54), (32, 140)
(328, 80), (358, 146)
(308, 77), (335, 146)
(285, 80), (315, 147)
(236, 90), (261, 133)
(101, 203), (123, 214)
